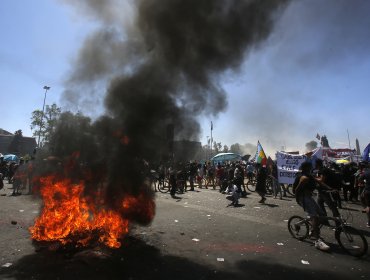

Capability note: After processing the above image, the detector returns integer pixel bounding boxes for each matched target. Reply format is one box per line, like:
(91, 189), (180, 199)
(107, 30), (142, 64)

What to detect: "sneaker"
(258, 197), (266, 203)
(314, 239), (330, 251)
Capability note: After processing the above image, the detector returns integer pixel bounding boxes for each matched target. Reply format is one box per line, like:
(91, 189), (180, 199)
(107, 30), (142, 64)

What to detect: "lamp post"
(37, 86), (50, 147)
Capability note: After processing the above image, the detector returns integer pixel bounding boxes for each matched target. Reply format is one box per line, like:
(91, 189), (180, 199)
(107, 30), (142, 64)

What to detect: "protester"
(226, 183), (241, 207)
(255, 164), (267, 203)
(354, 163), (366, 202)
(215, 162), (225, 190)
(0, 172), (3, 191)
(11, 159), (27, 196)
(315, 159), (341, 220)
(188, 161), (198, 191)
(233, 165), (244, 195)
(169, 165), (177, 197)
(342, 163), (356, 201)
(246, 162), (255, 182)
(359, 162), (370, 227)
(197, 163), (204, 188)
(294, 161), (330, 251)
(268, 162), (282, 199)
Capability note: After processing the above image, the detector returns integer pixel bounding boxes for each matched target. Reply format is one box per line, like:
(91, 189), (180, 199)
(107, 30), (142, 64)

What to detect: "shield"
(3, 154), (18, 162)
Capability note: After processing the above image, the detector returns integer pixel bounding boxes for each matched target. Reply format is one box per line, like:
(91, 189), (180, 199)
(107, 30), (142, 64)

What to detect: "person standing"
(255, 164), (267, 203)
(315, 159), (341, 219)
(359, 162), (370, 227)
(188, 161), (198, 191)
(270, 163), (282, 199)
(169, 164), (177, 197)
(12, 159), (27, 196)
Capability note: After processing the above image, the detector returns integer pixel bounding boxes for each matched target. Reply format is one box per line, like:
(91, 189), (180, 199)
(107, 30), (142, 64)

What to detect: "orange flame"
(29, 175), (154, 249)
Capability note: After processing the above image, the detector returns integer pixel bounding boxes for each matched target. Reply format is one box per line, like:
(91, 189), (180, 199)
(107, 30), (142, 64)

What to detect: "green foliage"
(30, 103), (62, 147)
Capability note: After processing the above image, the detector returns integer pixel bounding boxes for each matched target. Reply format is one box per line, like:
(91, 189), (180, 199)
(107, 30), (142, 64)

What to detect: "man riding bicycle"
(294, 161), (331, 251)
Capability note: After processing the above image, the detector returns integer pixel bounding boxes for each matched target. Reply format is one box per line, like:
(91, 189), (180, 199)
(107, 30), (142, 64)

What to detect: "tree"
(8, 129), (23, 154)
(14, 129), (23, 136)
(213, 141), (222, 154)
(30, 103), (62, 147)
(47, 111), (95, 160)
(222, 145), (229, 153)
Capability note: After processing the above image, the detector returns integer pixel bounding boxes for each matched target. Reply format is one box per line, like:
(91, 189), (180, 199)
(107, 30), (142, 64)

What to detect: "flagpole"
(347, 129), (351, 150)
(210, 121), (213, 159)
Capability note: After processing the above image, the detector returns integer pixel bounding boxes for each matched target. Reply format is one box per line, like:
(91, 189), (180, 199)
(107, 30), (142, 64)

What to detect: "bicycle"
(288, 211), (368, 257)
(150, 170), (171, 193)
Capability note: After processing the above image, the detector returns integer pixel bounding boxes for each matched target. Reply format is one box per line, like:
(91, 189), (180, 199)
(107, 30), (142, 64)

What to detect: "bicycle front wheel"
(335, 226), (368, 257)
(246, 180), (256, 192)
(158, 179), (171, 193)
(288, 216), (309, 241)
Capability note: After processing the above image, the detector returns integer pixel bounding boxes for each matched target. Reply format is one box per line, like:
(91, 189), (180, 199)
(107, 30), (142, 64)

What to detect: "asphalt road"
(0, 182), (369, 280)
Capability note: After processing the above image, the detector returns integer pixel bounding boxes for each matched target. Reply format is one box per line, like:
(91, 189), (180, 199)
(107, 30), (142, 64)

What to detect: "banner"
(322, 148), (355, 160)
(276, 152), (307, 184)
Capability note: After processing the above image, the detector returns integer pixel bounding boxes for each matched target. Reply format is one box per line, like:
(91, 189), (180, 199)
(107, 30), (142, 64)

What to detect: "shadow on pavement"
(0, 236), (357, 280)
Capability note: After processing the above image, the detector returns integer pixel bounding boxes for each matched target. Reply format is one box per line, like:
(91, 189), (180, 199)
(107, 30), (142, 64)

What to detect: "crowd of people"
(293, 159), (370, 251)
(0, 157), (34, 195)
(149, 158), (370, 252)
(1, 154), (369, 252)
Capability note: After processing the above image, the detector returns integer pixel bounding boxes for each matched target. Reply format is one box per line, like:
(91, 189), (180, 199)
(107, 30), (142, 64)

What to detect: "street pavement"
(0, 182), (369, 280)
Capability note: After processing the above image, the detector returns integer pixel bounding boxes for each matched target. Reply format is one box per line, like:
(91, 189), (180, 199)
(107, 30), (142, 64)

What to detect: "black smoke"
(48, 0), (289, 211)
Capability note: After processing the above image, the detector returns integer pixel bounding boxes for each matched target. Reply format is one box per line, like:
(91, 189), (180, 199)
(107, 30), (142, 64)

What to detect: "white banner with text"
(276, 152), (307, 184)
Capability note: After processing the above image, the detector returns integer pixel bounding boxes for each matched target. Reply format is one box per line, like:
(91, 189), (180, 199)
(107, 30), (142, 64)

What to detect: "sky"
(1, 0), (369, 157)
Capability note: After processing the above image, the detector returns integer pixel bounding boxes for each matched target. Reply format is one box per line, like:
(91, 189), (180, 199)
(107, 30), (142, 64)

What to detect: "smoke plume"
(47, 0), (289, 214)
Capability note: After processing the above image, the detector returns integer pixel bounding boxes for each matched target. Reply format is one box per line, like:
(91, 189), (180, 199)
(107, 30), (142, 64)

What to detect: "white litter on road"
(217, 258), (224, 262)
(2, 263), (12, 267)
(192, 238), (200, 242)
(174, 220), (179, 223)
(277, 243), (284, 246)
(19, 210), (24, 212)
(301, 260), (310, 265)
(254, 207), (261, 209)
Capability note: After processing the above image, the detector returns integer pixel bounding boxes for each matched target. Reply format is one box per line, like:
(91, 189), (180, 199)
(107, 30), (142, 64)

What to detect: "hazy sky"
(1, 0), (369, 157)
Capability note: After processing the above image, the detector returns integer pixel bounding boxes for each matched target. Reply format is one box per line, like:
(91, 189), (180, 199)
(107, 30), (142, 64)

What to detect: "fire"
(30, 174), (154, 249)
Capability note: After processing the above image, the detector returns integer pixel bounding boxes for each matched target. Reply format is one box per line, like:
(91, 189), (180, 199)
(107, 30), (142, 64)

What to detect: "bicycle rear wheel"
(335, 226), (368, 257)
(288, 216), (309, 241)
(265, 178), (273, 195)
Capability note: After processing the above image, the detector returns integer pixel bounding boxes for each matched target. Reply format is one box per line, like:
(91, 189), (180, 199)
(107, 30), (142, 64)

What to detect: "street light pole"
(37, 86), (50, 147)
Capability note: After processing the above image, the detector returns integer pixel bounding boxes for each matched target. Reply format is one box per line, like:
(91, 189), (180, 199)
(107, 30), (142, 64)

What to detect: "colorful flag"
(255, 141), (267, 166)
